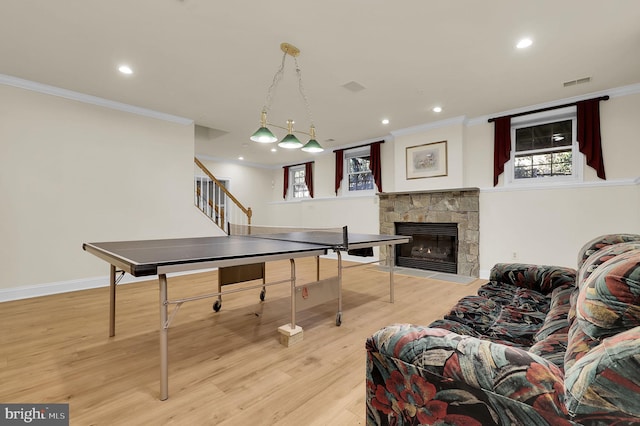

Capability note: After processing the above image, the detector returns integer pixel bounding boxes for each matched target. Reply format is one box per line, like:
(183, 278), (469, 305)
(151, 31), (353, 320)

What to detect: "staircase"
(194, 158), (252, 232)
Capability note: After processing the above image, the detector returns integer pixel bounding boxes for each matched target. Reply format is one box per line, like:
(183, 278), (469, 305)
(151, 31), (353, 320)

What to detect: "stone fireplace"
(379, 188), (479, 277)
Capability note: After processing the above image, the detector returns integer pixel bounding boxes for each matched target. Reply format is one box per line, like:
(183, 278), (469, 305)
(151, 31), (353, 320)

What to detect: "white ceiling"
(2, 0), (639, 167)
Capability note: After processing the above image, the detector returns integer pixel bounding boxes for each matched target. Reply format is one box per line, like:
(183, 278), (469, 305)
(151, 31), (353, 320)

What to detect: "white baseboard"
(0, 269), (216, 303)
(479, 269), (491, 280)
(1, 254), (477, 302)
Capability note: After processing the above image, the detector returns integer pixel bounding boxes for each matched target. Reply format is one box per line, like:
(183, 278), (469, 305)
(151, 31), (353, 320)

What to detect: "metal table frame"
(84, 235), (409, 400)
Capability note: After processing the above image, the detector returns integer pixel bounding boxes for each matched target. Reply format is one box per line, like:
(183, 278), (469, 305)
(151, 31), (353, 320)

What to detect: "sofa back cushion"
(576, 233), (640, 269)
(577, 241), (640, 289)
(489, 263), (576, 294)
(576, 250), (640, 339)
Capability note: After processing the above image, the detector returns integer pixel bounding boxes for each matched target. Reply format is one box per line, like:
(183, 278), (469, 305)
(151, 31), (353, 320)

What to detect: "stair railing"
(194, 157), (252, 231)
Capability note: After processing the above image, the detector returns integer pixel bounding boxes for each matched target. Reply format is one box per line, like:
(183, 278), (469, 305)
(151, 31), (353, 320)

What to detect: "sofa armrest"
(366, 324), (569, 425)
(490, 263), (576, 294)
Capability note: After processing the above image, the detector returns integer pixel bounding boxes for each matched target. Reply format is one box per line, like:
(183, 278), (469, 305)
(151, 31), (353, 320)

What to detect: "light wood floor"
(0, 258), (484, 425)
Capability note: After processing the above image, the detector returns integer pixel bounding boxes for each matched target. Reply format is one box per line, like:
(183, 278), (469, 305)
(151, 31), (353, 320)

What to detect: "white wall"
(252, 89), (640, 277)
(263, 141), (385, 234)
(391, 118), (466, 191)
(0, 84), (217, 295)
(4, 82), (637, 298)
(467, 91), (640, 275)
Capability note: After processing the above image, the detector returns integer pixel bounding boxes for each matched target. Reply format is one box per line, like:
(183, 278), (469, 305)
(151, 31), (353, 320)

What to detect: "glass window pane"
(516, 119), (572, 152)
(514, 156), (532, 167)
(551, 121), (572, 147)
(515, 166), (532, 179)
(532, 153), (551, 166)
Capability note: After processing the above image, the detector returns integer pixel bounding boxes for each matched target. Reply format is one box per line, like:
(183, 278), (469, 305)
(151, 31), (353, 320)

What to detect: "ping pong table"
(82, 226), (410, 400)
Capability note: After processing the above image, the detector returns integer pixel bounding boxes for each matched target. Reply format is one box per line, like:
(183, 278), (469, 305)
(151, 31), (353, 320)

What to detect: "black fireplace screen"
(395, 222), (458, 274)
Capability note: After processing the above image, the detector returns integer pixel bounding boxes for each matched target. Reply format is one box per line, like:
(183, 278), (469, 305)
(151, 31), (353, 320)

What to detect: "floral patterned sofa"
(366, 234), (640, 425)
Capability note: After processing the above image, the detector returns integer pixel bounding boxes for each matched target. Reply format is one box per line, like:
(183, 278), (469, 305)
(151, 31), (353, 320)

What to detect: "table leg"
(388, 244), (395, 303)
(337, 251), (343, 325)
(289, 259), (296, 329)
(159, 273), (169, 401)
(338, 251), (343, 311)
(109, 265), (116, 337)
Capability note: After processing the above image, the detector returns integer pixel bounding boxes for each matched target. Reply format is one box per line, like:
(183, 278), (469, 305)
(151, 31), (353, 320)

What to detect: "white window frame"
(343, 146), (376, 196)
(288, 165), (310, 200)
(504, 106), (584, 187)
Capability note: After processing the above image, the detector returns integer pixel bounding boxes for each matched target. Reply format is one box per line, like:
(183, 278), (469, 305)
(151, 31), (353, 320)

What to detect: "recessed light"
(118, 64), (133, 75)
(516, 38), (533, 49)
(238, 156), (244, 160)
(381, 119), (389, 125)
(270, 148), (277, 152)
(433, 106), (442, 113)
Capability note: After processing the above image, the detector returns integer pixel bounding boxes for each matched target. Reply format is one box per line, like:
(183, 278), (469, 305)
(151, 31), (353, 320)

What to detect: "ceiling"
(2, 0), (639, 167)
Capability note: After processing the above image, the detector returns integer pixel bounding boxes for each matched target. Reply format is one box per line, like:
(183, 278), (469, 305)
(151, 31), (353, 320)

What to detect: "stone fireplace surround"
(379, 188), (480, 277)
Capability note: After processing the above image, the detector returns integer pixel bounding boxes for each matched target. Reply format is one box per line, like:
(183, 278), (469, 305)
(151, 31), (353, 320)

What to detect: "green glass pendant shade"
(278, 133), (303, 149)
(301, 139), (324, 153)
(250, 127), (278, 143)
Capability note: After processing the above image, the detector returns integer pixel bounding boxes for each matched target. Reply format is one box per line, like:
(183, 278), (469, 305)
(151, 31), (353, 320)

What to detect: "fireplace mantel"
(379, 187), (479, 197)
(379, 188), (479, 277)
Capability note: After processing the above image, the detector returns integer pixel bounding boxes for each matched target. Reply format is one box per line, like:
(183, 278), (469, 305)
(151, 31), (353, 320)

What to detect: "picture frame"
(406, 140), (448, 179)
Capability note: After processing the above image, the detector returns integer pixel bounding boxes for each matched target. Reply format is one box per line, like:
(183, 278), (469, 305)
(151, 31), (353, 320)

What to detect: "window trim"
(504, 106), (584, 187)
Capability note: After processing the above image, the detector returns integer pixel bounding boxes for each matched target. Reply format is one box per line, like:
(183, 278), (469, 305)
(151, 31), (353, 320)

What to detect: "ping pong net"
(228, 223), (349, 251)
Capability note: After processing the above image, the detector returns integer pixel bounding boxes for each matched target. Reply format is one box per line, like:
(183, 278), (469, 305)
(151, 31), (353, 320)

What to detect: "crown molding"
(0, 73), (193, 125)
(196, 155), (280, 170)
(467, 82), (640, 126)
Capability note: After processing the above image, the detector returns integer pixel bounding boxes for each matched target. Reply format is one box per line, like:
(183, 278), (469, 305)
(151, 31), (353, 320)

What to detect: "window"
(290, 166), (309, 199)
(506, 107), (582, 185)
(345, 147), (374, 192)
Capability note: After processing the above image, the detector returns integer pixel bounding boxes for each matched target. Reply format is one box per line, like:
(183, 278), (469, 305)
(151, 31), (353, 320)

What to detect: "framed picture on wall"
(406, 140), (448, 179)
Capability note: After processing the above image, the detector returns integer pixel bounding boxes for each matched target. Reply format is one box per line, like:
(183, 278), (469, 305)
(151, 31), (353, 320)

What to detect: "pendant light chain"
(294, 56), (314, 128)
(264, 51), (288, 112)
(250, 42), (323, 152)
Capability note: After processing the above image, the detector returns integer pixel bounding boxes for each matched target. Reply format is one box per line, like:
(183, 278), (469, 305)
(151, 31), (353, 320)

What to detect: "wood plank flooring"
(0, 258), (484, 425)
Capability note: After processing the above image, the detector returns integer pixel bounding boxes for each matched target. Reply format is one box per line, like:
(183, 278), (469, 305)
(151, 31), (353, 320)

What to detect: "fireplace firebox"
(395, 222), (458, 273)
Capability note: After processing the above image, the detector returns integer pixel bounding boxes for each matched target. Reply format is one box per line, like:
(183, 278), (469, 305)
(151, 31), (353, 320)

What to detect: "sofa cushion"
(478, 281), (550, 312)
(533, 285), (573, 342)
(577, 241), (640, 289)
(576, 250), (640, 339)
(529, 333), (568, 370)
(576, 233), (640, 269)
(444, 295), (547, 346)
(564, 326), (640, 421)
(428, 319), (529, 348)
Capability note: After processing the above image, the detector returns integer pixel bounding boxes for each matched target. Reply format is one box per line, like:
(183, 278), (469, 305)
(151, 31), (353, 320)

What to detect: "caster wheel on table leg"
(259, 289), (266, 301)
(335, 312), (342, 326)
(213, 300), (222, 312)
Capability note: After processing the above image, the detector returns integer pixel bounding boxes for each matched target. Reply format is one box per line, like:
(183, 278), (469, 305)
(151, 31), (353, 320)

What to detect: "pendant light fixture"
(250, 43), (324, 153)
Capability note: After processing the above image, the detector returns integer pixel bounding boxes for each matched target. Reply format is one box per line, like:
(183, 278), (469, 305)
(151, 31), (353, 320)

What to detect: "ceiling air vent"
(342, 81), (366, 93)
(563, 77), (592, 87)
